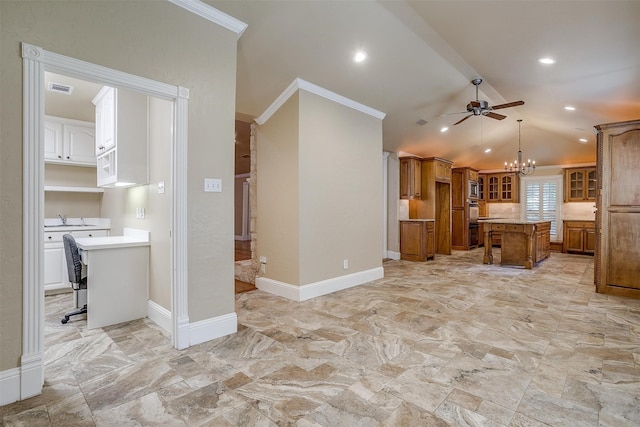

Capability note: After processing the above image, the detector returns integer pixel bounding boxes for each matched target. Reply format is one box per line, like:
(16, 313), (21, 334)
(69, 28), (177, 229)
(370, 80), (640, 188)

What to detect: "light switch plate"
(204, 178), (222, 192)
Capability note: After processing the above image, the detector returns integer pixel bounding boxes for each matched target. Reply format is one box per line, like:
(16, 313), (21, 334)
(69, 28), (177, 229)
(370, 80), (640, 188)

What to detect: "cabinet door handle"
(89, 234), (92, 237)
(58, 155), (62, 159)
(66, 156), (70, 159)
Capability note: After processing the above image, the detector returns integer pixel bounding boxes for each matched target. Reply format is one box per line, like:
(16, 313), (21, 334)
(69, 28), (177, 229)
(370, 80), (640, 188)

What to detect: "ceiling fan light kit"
(505, 119), (535, 176)
(450, 78), (524, 126)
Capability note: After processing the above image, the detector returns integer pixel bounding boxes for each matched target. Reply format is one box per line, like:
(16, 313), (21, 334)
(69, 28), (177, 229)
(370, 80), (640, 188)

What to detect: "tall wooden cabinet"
(409, 158), (452, 255)
(452, 167), (479, 250)
(595, 119), (640, 298)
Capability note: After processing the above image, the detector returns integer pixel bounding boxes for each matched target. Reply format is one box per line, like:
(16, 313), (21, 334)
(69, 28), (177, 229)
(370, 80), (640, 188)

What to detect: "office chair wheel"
(61, 316), (70, 324)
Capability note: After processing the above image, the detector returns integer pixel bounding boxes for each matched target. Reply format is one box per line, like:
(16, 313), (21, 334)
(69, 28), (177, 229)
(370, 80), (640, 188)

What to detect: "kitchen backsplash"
(562, 202), (596, 220)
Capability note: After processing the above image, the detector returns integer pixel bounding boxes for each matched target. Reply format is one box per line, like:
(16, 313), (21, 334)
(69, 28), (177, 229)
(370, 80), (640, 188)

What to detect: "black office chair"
(61, 234), (87, 324)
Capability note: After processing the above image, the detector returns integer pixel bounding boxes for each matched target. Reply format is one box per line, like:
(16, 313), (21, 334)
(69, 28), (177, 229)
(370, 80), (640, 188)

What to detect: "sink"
(45, 224), (97, 228)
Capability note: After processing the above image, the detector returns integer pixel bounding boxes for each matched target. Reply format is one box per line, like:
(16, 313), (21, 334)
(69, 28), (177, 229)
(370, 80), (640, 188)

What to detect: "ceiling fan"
(447, 78), (524, 126)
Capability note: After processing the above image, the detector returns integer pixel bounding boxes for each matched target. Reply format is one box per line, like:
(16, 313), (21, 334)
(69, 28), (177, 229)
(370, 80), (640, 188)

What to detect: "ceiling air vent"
(48, 82), (74, 95)
(416, 119), (428, 126)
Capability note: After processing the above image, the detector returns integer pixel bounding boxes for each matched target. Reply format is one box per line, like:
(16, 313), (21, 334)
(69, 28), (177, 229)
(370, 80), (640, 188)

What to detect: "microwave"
(468, 180), (479, 199)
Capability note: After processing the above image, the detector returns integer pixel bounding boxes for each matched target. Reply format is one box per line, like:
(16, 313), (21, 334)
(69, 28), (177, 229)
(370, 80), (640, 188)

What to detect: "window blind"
(525, 180), (558, 238)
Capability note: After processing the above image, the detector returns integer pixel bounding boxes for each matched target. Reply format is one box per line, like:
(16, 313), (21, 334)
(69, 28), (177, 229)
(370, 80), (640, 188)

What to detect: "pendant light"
(504, 119), (535, 176)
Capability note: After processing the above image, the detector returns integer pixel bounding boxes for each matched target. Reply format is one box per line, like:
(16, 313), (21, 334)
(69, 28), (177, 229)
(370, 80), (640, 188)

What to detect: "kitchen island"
(480, 220), (551, 269)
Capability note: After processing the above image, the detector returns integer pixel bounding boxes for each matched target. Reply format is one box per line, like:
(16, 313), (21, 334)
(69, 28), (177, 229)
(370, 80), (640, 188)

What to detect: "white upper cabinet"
(92, 86), (148, 187)
(44, 116), (96, 166)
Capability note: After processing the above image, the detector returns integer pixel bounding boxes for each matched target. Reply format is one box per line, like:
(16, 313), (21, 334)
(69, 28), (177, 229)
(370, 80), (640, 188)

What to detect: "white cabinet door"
(64, 124), (96, 165)
(94, 86), (115, 155)
(44, 244), (66, 290)
(44, 120), (64, 161)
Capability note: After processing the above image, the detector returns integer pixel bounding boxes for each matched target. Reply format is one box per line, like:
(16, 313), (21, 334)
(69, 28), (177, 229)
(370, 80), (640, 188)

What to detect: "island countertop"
(399, 219), (435, 222)
(478, 219), (551, 225)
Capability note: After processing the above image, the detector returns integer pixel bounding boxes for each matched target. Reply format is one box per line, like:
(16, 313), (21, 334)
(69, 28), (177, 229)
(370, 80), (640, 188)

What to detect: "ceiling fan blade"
(484, 112), (507, 120)
(491, 100), (525, 110)
(438, 111), (469, 117)
(453, 114), (473, 126)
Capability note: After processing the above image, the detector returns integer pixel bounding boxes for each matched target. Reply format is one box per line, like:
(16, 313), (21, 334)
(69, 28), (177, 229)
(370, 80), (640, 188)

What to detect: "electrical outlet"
(343, 259), (349, 269)
(204, 178), (222, 192)
(260, 256), (267, 263)
(261, 264), (266, 273)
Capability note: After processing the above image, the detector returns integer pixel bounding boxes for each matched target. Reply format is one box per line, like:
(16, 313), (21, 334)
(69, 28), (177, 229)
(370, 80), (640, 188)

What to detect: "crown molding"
(168, 0), (247, 38)
(255, 78), (386, 125)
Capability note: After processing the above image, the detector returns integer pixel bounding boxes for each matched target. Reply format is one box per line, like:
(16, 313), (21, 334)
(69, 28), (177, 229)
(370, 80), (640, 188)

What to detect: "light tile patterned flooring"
(3, 249), (640, 426)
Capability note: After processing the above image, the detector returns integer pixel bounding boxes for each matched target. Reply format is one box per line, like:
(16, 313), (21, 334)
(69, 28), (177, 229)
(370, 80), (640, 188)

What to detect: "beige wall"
(0, 1), (237, 372)
(298, 91), (383, 284)
(256, 94), (301, 285)
(256, 90), (383, 287)
(44, 164), (101, 218)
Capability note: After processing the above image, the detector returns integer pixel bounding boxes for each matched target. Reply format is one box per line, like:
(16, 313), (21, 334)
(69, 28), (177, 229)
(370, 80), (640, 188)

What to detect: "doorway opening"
(21, 43), (189, 399)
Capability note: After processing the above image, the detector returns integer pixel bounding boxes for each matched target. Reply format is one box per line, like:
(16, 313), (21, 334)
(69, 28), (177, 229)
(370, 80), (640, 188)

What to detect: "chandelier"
(505, 119), (535, 176)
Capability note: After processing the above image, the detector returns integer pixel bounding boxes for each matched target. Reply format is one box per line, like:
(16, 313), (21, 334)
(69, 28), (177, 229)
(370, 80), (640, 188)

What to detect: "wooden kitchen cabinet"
(400, 220), (435, 261)
(434, 159), (452, 182)
(563, 220), (595, 254)
(595, 119), (640, 298)
(399, 157), (422, 199)
(478, 174), (486, 201)
(486, 173), (519, 202)
(564, 167), (596, 202)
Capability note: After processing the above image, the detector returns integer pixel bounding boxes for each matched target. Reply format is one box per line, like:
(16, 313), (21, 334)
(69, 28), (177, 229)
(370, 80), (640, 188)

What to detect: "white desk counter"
(75, 228), (150, 329)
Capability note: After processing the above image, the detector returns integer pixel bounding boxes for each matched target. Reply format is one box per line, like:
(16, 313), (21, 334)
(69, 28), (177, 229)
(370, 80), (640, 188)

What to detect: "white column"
(383, 152), (390, 259)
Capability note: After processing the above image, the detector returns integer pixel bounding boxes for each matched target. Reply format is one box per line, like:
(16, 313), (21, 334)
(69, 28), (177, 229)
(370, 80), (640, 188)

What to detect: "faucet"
(58, 214), (67, 225)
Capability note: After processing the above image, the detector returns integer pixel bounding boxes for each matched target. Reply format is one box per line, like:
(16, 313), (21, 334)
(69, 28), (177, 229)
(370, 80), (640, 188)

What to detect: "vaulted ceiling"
(209, 0), (640, 171)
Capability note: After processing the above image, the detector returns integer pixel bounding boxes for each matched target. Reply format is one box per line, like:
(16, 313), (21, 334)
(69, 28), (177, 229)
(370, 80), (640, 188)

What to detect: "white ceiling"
(208, 0), (640, 170)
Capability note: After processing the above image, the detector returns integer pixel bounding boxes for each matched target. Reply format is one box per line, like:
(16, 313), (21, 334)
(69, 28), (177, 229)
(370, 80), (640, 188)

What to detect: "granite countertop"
(562, 218), (595, 222)
(400, 219), (435, 222)
(478, 219), (551, 224)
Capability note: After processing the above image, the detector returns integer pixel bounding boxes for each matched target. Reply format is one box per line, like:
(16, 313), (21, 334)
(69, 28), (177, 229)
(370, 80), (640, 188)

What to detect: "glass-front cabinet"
(564, 167), (596, 202)
(486, 173), (518, 203)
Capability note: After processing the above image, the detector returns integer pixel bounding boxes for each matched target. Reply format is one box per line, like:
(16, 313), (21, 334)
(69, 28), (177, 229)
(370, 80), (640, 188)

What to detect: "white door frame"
(20, 43), (190, 400)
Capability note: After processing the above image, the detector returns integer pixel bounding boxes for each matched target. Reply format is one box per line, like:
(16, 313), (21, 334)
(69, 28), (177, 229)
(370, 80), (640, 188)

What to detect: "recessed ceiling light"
(353, 50), (367, 63)
(538, 57), (556, 65)
(579, 138), (588, 143)
(484, 148), (492, 153)
(564, 106), (576, 111)
(440, 127), (449, 133)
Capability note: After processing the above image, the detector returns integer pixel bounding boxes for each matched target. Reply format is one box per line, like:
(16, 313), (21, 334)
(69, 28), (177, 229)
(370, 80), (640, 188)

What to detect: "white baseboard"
(387, 251), (401, 260)
(0, 352), (44, 407)
(147, 300), (172, 334)
(189, 312), (238, 346)
(0, 368), (21, 406)
(256, 266), (384, 302)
